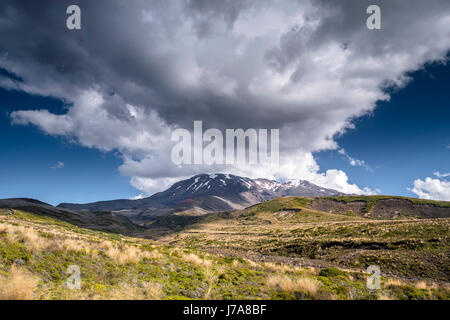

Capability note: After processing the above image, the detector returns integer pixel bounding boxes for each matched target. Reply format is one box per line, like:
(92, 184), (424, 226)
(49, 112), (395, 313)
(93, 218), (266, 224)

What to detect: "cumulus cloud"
(2, 0), (450, 196)
(409, 177), (450, 201)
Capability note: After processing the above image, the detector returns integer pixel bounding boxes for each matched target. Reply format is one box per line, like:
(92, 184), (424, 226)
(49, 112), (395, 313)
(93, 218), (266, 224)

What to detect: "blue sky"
(316, 61), (450, 198)
(1, 61), (449, 205)
(0, 81), (137, 204)
(1, 1), (450, 205)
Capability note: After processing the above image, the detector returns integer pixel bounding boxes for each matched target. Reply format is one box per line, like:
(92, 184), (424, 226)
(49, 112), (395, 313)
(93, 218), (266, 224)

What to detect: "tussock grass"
(183, 253), (203, 265)
(203, 267), (218, 300)
(267, 274), (320, 298)
(378, 292), (394, 300)
(1, 208), (449, 301)
(104, 244), (162, 265)
(107, 282), (163, 300)
(414, 280), (438, 290)
(182, 252), (213, 268)
(385, 278), (404, 287)
(0, 221), (164, 265)
(143, 282), (163, 300)
(0, 264), (40, 300)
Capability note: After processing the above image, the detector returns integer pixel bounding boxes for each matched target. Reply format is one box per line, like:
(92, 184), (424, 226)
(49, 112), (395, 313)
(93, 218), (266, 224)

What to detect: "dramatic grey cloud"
(2, 0), (450, 195)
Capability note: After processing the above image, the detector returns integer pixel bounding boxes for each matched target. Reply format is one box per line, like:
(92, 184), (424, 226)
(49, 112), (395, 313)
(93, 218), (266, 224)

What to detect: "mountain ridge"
(57, 173), (344, 219)
(0, 198), (143, 235)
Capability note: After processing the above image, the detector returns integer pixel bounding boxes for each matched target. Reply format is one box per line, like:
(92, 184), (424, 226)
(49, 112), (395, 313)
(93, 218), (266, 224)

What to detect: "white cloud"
(130, 176), (187, 196)
(12, 110), (74, 136)
(51, 161), (64, 169)
(12, 90), (172, 156)
(3, 1), (450, 197)
(338, 149), (371, 171)
(130, 194), (145, 200)
(434, 171), (450, 178)
(409, 177), (450, 201)
(123, 150), (379, 195)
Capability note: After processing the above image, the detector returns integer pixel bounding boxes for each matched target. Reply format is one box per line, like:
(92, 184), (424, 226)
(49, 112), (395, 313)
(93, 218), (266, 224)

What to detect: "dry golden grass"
(263, 262), (306, 274)
(295, 277), (319, 297)
(182, 253), (213, 268)
(22, 228), (47, 252)
(0, 223), (9, 234)
(414, 280), (438, 290)
(267, 275), (296, 291)
(204, 284), (214, 300)
(0, 265), (40, 300)
(104, 244), (163, 265)
(203, 267), (218, 300)
(98, 240), (114, 250)
(243, 258), (259, 268)
(415, 281), (428, 289)
(0, 223), (18, 244)
(378, 292), (394, 300)
(62, 239), (87, 252)
(105, 246), (137, 264)
(143, 282), (162, 300)
(0, 220), (164, 266)
(203, 259), (213, 268)
(141, 249), (164, 260)
(107, 284), (141, 300)
(0, 222), (90, 254)
(267, 275), (320, 298)
(204, 267), (217, 284)
(385, 278), (404, 287)
(183, 253), (203, 265)
(106, 282), (163, 300)
(304, 267), (317, 276)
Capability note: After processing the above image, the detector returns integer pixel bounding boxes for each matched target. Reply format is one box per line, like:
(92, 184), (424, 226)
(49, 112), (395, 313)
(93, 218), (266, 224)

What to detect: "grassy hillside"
(323, 195), (450, 209)
(0, 202), (449, 300)
(160, 197), (450, 282)
(316, 195), (450, 218)
(0, 198), (143, 236)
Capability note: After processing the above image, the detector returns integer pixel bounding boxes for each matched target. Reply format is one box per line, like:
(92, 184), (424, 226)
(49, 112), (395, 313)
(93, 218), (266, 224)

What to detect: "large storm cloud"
(2, 0), (450, 195)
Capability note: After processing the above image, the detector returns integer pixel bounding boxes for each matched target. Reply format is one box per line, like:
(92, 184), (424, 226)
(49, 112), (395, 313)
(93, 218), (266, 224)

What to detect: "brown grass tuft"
(0, 265), (40, 300)
(267, 275), (320, 298)
(143, 282), (163, 300)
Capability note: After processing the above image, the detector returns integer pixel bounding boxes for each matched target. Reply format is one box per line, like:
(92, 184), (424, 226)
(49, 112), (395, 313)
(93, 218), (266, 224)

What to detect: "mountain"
(58, 173), (343, 221)
(0, 198), (143, 235)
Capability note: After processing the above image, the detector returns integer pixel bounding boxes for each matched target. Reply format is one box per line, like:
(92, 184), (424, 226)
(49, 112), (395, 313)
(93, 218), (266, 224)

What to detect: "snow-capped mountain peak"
(58, 173), (343, 217)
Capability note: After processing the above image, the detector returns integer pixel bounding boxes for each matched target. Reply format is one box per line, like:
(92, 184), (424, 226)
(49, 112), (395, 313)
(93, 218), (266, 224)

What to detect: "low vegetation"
(0, 199), (449, 300)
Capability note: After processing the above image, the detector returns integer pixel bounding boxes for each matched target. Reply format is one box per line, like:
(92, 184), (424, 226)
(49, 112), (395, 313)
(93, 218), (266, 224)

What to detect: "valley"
(157, 197), (449, 282)
(0, 175), (449, 300)
(1, 193), (449, 300)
